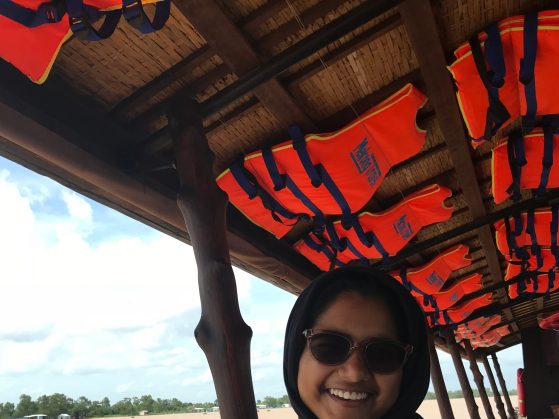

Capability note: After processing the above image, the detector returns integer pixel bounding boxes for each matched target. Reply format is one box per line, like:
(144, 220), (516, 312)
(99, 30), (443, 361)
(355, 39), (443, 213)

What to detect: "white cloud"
(61, 190), (93, 222)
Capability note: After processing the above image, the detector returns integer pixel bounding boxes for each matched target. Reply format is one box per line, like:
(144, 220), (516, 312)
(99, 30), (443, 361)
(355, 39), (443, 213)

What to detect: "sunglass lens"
(310, 333), (350, 365)
(365, 342), (405, 373)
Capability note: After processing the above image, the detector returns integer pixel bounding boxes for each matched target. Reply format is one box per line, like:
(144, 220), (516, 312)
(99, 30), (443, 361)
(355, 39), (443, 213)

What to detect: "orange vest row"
(491, 127), (559, 204)
(409, 273), (482, 314)
(495, 207), (559, 263)
(538, 311), (559, 330)
(455, 315), (502, 341)
(293, 184), (453, 269)
(449, 11), (559, 145)
(468, 325), (510, 349)
(0, 0), (168, 83)
(217, 84), (427, 239)
(427, 293), (493, 327)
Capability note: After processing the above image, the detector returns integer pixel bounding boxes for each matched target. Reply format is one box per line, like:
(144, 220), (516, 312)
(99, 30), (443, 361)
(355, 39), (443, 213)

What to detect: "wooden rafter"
(173, 0), (315, 132)
(398, 0), (520, 332)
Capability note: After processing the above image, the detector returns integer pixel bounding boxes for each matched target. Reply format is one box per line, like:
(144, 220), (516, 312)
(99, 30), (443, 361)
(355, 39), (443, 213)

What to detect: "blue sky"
(0, 155), (523, 405)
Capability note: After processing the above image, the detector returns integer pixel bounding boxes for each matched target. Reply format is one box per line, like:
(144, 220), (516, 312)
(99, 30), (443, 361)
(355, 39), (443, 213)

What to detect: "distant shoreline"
(94, 395), (518, 419)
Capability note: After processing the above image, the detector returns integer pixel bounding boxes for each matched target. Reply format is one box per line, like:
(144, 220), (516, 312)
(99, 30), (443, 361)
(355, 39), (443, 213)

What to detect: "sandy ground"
(104, 395), (518, 419)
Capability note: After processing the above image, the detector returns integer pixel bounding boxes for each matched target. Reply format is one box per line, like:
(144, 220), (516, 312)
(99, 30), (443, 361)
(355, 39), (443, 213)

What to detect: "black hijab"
(283, 266), (430, 419)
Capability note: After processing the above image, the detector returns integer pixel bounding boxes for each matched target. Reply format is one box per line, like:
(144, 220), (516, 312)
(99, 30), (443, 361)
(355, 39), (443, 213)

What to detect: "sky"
(0, 155), (524, 405)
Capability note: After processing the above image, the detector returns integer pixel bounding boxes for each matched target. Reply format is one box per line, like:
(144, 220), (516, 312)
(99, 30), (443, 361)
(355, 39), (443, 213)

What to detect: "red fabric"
(505, 249), (557, 279)
(492, 129), (559, 204)
(428, 293), (493, 326)
(455, 315), (501, 340)
(217, 84), (427, 239)
(414, 273), (482, 313)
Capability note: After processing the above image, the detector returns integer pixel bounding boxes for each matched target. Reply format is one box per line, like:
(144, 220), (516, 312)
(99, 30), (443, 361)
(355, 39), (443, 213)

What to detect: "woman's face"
(297, 292), (404, 419)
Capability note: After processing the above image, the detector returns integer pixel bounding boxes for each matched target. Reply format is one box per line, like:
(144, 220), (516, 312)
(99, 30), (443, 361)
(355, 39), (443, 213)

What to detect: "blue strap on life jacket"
(229, 162), (300, 225)
(0, 0), (66, 26)
(262, 147), (326, 227)
(303, 235), (345, 270)
(122, 0), (170, 33)
(344, 238), (369, 265)
(504, 215), (530, 261)
(325, 221), (348, 252)
(289, 125), (322, 187)
(551, 205), (559, 267)
(526, 209), (543, 268)
(469, 23), (510, 139)
(349, 216), (389, 262)
(288, 125), (355, 228)
(66, 0), (121, 41)
(537, 122), (555, 197)
(519, 12), (538, 134)
(546, 269), (556, 301)
(506, 130), (527, 204)
(262, 147), (286, 191)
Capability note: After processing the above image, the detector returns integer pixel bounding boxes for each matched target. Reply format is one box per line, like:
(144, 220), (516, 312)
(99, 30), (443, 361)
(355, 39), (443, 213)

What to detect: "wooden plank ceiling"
(1, 0), (559, 354)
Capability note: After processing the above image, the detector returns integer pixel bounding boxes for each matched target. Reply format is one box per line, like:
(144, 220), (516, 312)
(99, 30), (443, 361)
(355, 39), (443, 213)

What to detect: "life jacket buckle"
(123, 0), (142, 25)
(39, 0), (65, 23)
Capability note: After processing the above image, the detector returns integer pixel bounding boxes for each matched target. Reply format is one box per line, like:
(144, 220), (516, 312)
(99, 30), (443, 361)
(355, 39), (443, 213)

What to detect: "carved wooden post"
(444, 328), (481, 419)
(491, 353), (516, 419)
(464, 340), (495, 419)
(429, 331), (455, 419)
(482, 355), (507, 419)
(168, 97), (258, 419)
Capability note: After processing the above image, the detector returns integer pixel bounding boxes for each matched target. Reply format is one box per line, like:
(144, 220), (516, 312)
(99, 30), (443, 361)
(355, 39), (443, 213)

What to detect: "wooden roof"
(1, 0), (559, 355)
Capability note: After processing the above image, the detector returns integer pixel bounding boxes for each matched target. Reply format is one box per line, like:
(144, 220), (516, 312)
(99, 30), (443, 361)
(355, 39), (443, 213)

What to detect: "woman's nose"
(337, 349), (372, 382)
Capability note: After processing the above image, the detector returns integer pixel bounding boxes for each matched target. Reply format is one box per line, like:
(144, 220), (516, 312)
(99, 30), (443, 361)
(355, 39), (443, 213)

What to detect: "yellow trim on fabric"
(35, 28), (73, 84)
(216, 168), (231, 181)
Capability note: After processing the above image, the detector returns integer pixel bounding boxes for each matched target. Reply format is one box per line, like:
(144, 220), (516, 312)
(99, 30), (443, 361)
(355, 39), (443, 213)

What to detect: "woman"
(283, 266), (430, 419)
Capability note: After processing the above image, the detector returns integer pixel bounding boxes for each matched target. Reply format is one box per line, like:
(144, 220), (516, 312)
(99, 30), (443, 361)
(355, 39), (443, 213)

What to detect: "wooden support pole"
(429, 331), (456, 419)
(444, 329), (481, 419)
(482, 356), (508, 419)
(464, 340), (496, 419)
(491, 353), (516, 419)
(168, 96), (258, 419)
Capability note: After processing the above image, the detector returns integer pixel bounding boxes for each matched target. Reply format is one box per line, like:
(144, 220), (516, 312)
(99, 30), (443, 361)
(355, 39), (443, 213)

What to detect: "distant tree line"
(424, 388), (518, 400)
(0, 394), (219, 419)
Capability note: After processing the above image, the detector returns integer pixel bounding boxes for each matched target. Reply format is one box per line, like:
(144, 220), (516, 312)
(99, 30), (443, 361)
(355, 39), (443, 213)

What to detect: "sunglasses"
(302, 329), (413, 374)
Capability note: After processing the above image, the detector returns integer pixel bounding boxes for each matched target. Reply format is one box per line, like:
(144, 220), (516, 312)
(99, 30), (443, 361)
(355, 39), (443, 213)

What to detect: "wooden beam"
(173, 0), (315, 131)
(428, 331), (455, 419)
(491, 353), (516, 419)
(482, 355), (508, 419)
(444, 329), (481, 419)
(283, 14), (403, 87)
(239, 0), (288, 34)
(130, 63), (232, 132)
(169, 96), (257, 419)
(464, 340), (496, 419)
(399, 0), (517, 328)
(255, 0), (348, 53)
(110, 45), (216, 119)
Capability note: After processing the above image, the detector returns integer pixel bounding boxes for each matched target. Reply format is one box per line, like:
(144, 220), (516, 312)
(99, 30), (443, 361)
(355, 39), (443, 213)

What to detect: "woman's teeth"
(328, 388), (369, 400)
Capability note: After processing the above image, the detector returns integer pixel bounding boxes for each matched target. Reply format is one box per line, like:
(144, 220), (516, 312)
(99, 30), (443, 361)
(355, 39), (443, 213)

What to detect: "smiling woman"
(283, 267), (430, 419)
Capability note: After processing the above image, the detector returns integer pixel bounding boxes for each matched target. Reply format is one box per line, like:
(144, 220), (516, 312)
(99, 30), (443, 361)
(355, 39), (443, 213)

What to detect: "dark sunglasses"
(303, 329), (413, 374)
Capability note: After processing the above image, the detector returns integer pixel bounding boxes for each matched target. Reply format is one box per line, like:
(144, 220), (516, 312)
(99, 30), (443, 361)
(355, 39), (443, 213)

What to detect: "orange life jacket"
(293, 184), (452, 268)
(538, 311), (559, 330)
(427, 293), (493, 327)
(449, 11), (559, 145)
(401, 273), (481, 314)
(505, 249), (557, 279)
(390, 244), (472, 295)
(217, 84), (427, 239)
(0, 0), (168, 83)
(455, 315), (502, 340)
(469, 326), (510, 349)
(491, 127), (559, 204)
(494, 208), (559, 264)
(506, 271), (558, 299)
